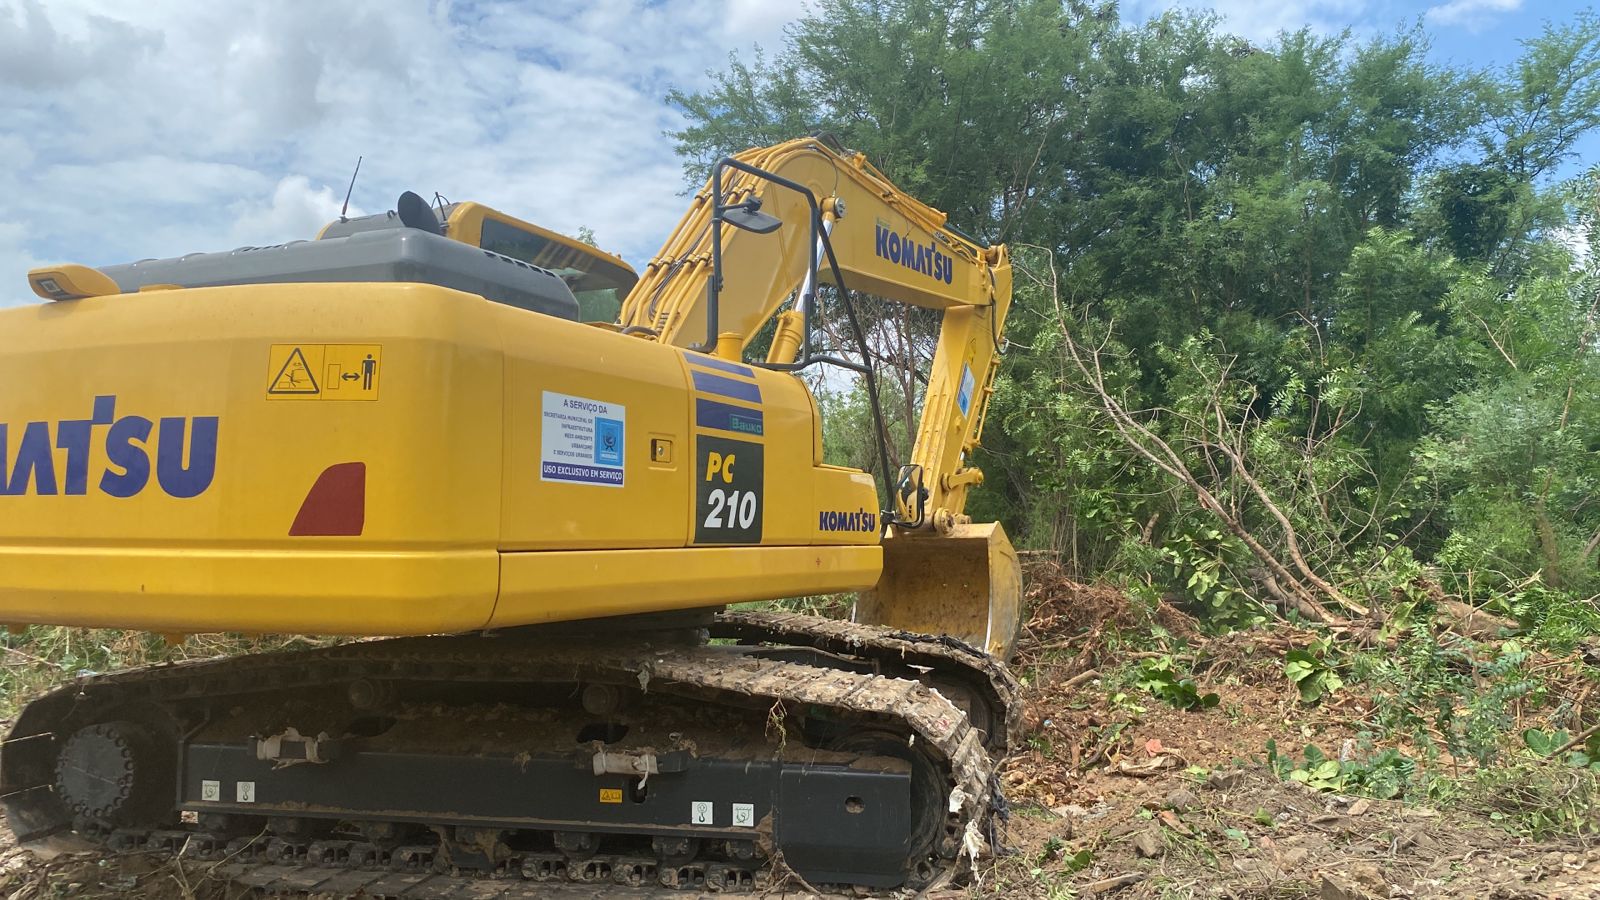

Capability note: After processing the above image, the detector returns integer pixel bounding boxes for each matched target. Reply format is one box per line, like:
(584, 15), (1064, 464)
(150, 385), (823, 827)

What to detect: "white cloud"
(1424, 0), (1522, 31)
(723, 0), (801, 51)
(0, 222), (44, 301)
(230, 176), (361, 247)
(1554, 221), (1592, 267)
(0, 0), (162, 89)
(0, 0), (806, 307)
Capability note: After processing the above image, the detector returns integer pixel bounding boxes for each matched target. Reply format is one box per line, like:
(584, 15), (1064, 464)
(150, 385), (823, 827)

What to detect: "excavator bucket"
(855, 522), (1023, 660)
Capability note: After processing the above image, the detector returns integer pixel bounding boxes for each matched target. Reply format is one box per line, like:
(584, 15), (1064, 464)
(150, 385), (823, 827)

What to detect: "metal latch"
(593, 749), (658, 778)
(587, 748), (689, 787)
(252, 727), (339, 767)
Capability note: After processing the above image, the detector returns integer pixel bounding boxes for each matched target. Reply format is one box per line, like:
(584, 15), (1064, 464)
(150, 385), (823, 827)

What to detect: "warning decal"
(541, 391), (626, 487)
(266, 344), (382, 401)
(268, 347), (319, 394)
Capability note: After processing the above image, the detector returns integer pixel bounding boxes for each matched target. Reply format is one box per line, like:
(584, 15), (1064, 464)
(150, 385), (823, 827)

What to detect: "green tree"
(670, 2), (1600, 626)
(669, 0), (1109, 241)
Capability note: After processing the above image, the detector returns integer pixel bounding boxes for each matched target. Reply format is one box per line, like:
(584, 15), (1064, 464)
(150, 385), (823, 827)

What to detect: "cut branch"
(1018, 246), (1358, 626)
(1202, 439), (1368, 617)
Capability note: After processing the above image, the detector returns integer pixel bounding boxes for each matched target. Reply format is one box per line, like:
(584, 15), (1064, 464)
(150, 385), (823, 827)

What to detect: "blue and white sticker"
(957, 363), (976, 417)
(540, 391), (626, 487)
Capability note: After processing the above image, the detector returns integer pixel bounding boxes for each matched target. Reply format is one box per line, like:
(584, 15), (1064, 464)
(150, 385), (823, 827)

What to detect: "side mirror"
(895, 464), (927, 528)
(720, 199), (782, 235)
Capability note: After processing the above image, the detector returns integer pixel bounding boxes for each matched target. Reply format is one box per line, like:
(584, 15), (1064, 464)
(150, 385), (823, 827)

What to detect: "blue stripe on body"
(691, 370), (762, 403)
(695, 398), (765, 436)
(686, 355), (755, 378)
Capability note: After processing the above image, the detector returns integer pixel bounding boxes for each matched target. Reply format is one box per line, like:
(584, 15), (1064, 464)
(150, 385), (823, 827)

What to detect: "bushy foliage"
(669, 3), (1600, 642)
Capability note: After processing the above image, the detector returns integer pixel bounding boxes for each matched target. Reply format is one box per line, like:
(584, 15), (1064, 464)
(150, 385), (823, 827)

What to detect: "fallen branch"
(1203, 439), (1367, 617)
(1061, 668), (1100, 690)
(766, 850), (825, 897)
(1434, 598), (1516, 642)
(1250, 567), (1336, 624)
(1081, 872), (1147, 894)
(1553, 721), (1600, 758)
(1019, 246), (1361, 627)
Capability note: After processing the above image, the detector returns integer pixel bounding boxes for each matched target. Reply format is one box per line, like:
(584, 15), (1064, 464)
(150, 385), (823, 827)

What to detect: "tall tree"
(670, 2), (1600, 621)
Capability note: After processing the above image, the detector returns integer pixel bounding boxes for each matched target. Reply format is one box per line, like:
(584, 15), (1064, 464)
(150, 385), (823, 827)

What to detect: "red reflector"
(289, 462), (366, 536)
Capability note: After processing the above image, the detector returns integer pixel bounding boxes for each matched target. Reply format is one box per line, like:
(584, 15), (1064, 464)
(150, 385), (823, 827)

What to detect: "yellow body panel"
(497, 321), (693, 551)
(493, 545), (880, 626)
(0, 281), (879, 635)
(0, 546), (496, 634)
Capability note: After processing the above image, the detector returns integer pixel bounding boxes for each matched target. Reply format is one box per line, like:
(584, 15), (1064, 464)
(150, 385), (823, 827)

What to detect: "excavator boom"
(621, 138), (1019, 656)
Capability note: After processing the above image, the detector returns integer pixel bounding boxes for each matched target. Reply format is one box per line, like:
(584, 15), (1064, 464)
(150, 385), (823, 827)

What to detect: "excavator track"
(710, 611), (1022, 752)
(1, 612), (1017, 896)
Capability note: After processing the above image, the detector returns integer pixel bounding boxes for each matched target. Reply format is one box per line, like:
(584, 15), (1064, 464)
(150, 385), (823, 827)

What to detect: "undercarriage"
(1, 611), (1018, 895)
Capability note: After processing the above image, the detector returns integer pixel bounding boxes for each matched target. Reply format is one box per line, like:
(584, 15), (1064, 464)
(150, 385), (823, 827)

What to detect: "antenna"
(432, 192), (451, 234)
(339, 156), (363, 222)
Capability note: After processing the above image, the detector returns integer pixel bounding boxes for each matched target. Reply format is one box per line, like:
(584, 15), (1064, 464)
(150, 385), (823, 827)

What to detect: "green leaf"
(1523, 728), (1568, 757)
(1284, 650), (1342, 704)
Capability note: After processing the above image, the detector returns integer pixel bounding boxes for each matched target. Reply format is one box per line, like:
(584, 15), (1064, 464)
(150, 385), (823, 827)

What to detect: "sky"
(0, 0), (1593, 307)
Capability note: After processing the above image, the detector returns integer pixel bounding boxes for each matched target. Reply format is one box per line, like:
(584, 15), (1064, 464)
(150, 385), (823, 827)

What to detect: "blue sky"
(1125, 0), (1600, 172)
(0, 0), (1592, 307)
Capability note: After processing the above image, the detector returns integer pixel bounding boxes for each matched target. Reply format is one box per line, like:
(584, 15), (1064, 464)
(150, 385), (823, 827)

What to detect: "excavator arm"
(620, 138), (1020, 656)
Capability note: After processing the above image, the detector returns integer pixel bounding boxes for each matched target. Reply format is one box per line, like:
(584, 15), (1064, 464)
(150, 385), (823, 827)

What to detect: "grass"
(728, 593), (854, 619)
(0, 627), (335, 719)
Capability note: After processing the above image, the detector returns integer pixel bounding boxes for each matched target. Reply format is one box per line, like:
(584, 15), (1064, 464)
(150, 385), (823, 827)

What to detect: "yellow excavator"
(0, 138), (1019, 894)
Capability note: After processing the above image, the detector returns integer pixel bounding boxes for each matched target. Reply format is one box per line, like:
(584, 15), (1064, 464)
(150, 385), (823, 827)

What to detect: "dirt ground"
(980, 570), (1600, 899)
(988, 688), (1600, 899)
(990, 765), (1600, 898)
(0, 575), (1597, 898)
